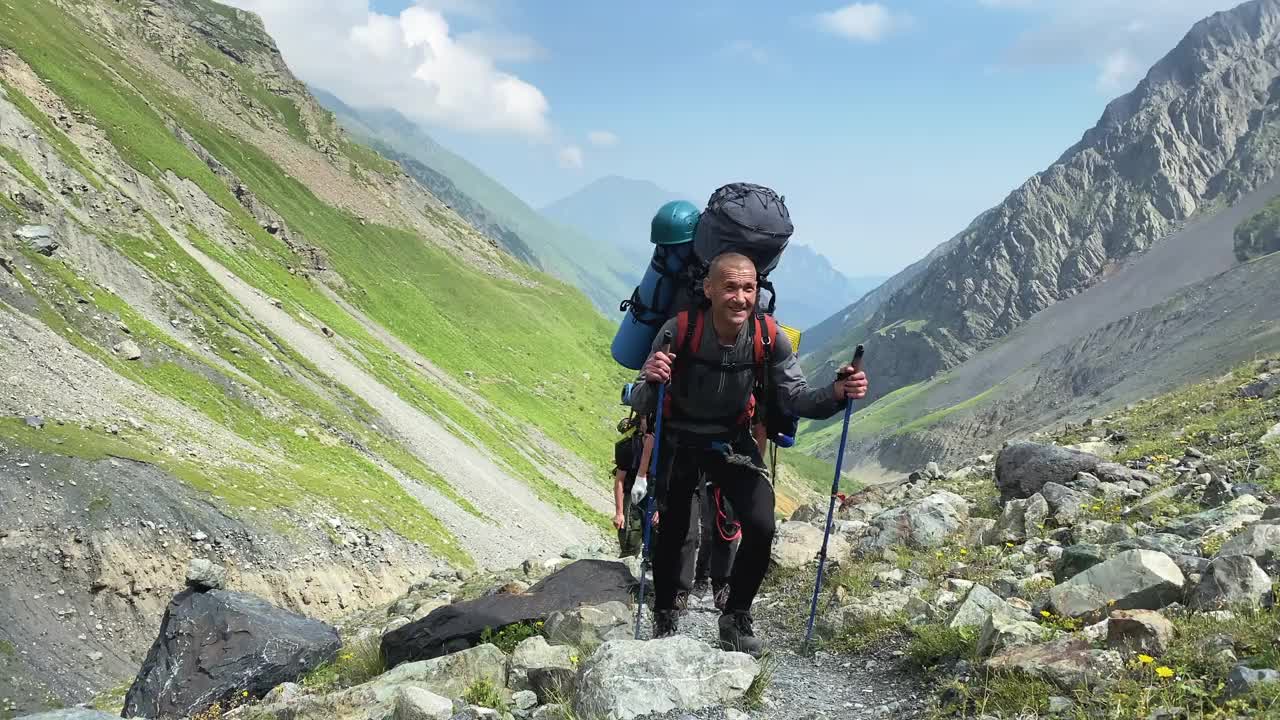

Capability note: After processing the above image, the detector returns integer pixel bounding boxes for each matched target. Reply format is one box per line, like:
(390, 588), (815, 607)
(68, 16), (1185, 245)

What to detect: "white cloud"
(817, 3), (909, 42)
(220, 0), (550, 137)
(456, 29), (546, 63)
(979, 1), (1242, 94)
(587, 130), (618, 148)
(558, 145), (584, 169)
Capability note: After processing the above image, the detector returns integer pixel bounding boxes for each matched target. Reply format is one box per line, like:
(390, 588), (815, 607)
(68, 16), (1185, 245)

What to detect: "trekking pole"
(802, 344), (865, 651)
(635, 330), (673, 639)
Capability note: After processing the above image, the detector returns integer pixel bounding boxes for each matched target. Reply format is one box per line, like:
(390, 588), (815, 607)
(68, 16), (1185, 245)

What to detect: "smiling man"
(629, 251), (868, 656)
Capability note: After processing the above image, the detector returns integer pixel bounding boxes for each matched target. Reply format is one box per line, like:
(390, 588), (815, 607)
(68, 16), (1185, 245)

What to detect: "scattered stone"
(976, 613), (1054, 657)
(1215, 521), (1280, 569)
(948, 585), (1023, 630)
(862, 491), (970, 550)
(1106, 610), (1174, 656)
(995, 442), (1103, 501)
(370, 644), (507, 702)
(1201, 477), (1234, 508)
(393, 686), (454, 720)
(382, 559), (634, 666)
(1263, 422), (1280, 445)
(1189, 555), (1272, 610)
(1039, 482), (1089, 526)
(185, 558), (226, 590)
(23, 415), (43, 430)
(544, 601), (632, 655)
(1048, 550), (1185, 619)
(14, 225), (57, 255)
(985, 637), (1122, 690)
(771, 521), (848, 568)
(511, 690), (538, 713)
(122, 588), (340, 718)
(114, 340), (142, 360)
(995, 493), (1049, 543)
(1240, 376), (1280, 400)
(1047, 696), (1075, 715)
(1225, 665), (1280, 699)
(572, 637), (757, 720)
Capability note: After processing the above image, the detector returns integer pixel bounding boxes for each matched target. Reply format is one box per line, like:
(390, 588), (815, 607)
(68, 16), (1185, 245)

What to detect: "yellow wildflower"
(570, 654), (579, 664)
(959, 548), (968, 556)
(1040, 610), (1051, 618)
(1137, 654), (1154, 664)
(1005, 542), (1015, 548)
(242, 691), (249, 697)
(1156, 666), (1174, 678)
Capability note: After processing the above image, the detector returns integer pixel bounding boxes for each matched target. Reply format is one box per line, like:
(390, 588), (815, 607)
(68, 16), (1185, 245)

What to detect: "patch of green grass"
(300, 636), (383, 693)
(905, 623), (977, 670)
(0, 144), (48, 193)
(930, 672), (1055, 719)
(479, 621), (541, 654)
(0, 639), (15, 657)
(0, 78), (103, 190)
(744, 651), (777, 711)
(461, 678), (507, 712)
(90, 681), (131, 713)
(826, 612), (909, 654)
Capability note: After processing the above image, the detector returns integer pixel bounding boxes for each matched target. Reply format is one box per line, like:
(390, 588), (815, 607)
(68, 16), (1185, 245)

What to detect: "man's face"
(704, 258), (757, 329)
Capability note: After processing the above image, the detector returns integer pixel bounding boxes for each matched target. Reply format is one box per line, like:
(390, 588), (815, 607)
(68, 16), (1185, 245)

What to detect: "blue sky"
(226, 0), (1242, 276)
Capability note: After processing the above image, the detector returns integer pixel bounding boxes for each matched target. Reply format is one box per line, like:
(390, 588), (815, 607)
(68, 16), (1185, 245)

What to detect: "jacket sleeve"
(628, 317), (681, 417)
(769, 329), (845, 420)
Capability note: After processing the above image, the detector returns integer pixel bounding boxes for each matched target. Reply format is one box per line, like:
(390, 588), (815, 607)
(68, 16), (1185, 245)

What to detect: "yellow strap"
(778, 322), (802, 353)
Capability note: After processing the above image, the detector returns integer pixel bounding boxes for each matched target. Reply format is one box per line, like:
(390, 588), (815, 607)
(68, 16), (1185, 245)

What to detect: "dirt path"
(166, 231), (603, 569)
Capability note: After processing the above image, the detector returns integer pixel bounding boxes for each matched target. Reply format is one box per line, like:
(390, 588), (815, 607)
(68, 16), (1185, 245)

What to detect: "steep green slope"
(1235, 192), (1280, 261)
(312, 90), (636, 315)
(0, 0), (626, 558)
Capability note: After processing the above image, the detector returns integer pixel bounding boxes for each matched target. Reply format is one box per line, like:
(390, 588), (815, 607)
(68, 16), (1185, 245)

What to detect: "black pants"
(696, 482), (739, 583)
(654, 432), (774, 615)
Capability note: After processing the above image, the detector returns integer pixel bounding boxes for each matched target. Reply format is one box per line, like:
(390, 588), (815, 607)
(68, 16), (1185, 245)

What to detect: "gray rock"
(789, 503), (824, 523)
(1263, 422), (1280, 445)
(1106, 609), (1174, 656)
(771, 521), (848, 568)
(1039, 482), (1089, 526)
(544, 601), (632, 655)
(572, 637), (757, 720)
(530, 706), (567, 720)
(1216, 521), (1280, 568)
(1240, 376), (1280, 400)
(1201, 477), (1234, 508)
(1047, 696), (1075, 715)
(1094, 463), (1162, 488)
(976, 613), (1054, 657)
(511, 690), (538, 712)
(1225, 665), (1280, 699)
(985, 637), (1122, 690)
(114, 340), (143, 360)
(186, 558), (226, 590)
(122, 588), (340, 718)
(1048, 550), (1185, 619)
(1189, 555), (1272, 610)
(948, 584), (1024, 629)
(509, 635), (574, 693)
(394, 686), (455, 720)
(1054, 544), (1108, 583)
(1072, 471), (1101, 491)
(961, 518), (997, 548)
(13, 225), (57, 255)
(995, 493), (1049, 543)
(370, 644), (507, 701)
(863, 491), (969, 550)
(23, 415), (43, 430)
(995, 443), (1103, 502)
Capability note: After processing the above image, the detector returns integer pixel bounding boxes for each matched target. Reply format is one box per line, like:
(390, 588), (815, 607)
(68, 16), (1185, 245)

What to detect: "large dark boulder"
(122, 589), (340, 719)
(382, 559), (636, 668)
(995, 443), (1102, 502)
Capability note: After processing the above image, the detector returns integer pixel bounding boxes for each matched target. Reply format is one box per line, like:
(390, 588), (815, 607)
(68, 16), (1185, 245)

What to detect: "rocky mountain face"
(542, 175), (881, 330)
(312, 91), (635, 316)
(0, 0), (625, 713)
(804, 0), (1280, 400)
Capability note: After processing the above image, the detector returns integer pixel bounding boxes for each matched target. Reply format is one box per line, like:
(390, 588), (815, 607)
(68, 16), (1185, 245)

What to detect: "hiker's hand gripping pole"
(803, 344), (865, 650)
(635, 330), (673, 640)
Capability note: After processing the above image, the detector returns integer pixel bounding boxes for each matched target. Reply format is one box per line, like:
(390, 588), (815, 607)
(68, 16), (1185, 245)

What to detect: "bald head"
(708, 252), (756, 280)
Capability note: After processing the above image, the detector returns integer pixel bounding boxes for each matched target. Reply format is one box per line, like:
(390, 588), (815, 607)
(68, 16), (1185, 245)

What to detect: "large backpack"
(686, 182), (793, 315)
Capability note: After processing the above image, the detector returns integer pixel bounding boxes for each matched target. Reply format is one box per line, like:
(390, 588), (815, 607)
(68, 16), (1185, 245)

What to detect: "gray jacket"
(628, 313), (845, 436)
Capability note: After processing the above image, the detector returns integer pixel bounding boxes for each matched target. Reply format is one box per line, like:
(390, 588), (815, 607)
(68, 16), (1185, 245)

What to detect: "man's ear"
(702, 276), (712, 299)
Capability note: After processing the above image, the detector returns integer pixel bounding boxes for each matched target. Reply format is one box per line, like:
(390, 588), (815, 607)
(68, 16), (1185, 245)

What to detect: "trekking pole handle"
(838, 345), (865, 378)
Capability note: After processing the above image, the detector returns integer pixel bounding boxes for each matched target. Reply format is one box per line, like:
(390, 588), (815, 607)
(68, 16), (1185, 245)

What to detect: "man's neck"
(711, 312), (746, 346)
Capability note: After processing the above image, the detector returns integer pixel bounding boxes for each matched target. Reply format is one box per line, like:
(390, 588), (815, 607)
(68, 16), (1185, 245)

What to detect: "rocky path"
(636, 587), (930, 720)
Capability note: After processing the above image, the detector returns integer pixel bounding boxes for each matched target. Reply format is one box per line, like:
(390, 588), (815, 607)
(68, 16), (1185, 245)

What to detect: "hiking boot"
(674, 590), (690, 617)
(653, 610), (679, 639)
(712, 580), (731, 611)
(718, 611), (763, 657)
